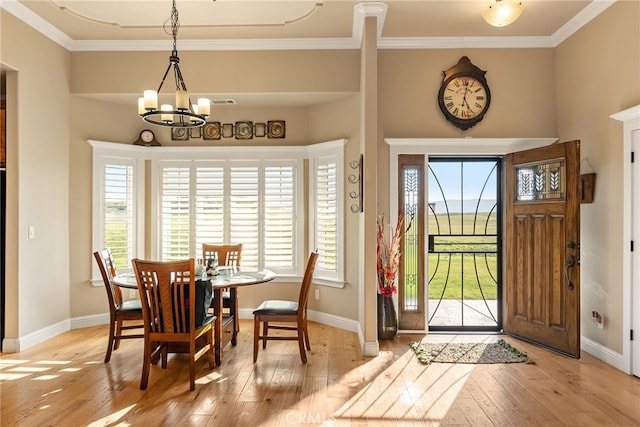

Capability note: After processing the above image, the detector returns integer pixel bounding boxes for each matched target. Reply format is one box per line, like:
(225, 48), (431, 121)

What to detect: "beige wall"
(555, 1), (640, 353)
(3, 2), (639, 363)
(1, 11), (71, 339)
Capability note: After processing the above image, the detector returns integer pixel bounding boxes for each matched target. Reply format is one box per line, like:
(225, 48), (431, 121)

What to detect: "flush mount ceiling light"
(482, 0), (524, 27)
(138, 0), (210, 128)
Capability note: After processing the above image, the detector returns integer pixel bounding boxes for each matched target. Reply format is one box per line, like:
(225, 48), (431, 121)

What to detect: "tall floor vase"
(377, 294), (398, 340)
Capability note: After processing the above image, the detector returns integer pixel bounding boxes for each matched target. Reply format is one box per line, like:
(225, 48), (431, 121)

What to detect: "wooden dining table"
(113, 267), (276, 365)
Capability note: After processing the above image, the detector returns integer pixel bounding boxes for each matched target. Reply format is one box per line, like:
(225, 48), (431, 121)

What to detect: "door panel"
(505, 140), (580, 357)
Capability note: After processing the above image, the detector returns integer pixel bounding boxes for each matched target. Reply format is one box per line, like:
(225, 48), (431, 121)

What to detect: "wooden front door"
(504, 140), (581, 357)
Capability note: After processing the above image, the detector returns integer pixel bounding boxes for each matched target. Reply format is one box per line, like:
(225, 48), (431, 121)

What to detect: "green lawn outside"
(402, 211), (499, 301)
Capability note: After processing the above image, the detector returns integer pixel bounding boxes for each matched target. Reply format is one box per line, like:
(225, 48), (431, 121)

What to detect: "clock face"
(141, 130), (154, 143)
(441, 76), (489, 121)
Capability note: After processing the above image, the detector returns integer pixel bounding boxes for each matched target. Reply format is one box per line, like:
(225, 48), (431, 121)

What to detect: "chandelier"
(137, 0), (210, 128)
(482, 0), (524, 27)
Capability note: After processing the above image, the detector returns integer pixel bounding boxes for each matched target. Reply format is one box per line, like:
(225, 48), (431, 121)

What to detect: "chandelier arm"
(156, 61), (175, 94)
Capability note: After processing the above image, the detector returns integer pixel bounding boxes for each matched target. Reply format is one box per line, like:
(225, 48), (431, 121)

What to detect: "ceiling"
(2, 0), (616, 107)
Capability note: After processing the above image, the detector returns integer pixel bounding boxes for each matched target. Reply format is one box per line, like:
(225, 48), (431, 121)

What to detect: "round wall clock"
(437, 56), (491, 131)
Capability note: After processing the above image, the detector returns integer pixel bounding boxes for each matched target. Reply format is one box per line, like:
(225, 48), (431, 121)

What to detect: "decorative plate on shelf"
(203, 122), (221, 140)
(267, 120), (286, 139)
(171, 127), (189, 141)
(235, 121), (253, 139)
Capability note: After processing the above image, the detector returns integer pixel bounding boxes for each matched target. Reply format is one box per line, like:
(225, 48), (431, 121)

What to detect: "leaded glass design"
(516, 160), (565, 201)
(403, 167), (419, 311)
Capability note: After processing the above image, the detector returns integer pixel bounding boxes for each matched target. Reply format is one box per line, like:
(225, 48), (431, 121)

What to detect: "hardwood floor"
(1, 320), (639, 426)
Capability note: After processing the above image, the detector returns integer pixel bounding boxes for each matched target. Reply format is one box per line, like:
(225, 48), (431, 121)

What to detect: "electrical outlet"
(129, 289), (137, 299)
(592, 310), (604, 329)
(314, 288), (320, 300)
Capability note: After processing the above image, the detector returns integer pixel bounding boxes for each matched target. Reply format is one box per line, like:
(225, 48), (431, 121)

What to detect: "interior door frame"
(611, 105), (640, 376)
(386, 138), (556, 331)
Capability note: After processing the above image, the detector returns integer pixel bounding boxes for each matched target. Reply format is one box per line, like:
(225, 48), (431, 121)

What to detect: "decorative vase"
(377, 293), (398, 340)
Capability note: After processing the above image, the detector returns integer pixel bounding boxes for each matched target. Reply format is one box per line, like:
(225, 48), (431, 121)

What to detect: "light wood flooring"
(1, 320), (639, 426)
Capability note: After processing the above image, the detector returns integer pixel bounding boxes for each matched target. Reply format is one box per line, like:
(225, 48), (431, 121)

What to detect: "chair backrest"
(132, 258), (196, 336)
(94, 248), (123, 309)
(297, 251), (319, 314)
(202, 243), (243, 267)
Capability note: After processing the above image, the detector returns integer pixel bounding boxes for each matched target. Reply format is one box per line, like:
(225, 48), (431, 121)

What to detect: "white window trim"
(307, 139), (346, 288)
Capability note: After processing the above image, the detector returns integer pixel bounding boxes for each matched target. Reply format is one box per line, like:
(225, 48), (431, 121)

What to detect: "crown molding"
(379, 36), (555, 50)
(551, 0), (617, 46)
(2, 1), (616, 52)
(1, 0), (73, 50)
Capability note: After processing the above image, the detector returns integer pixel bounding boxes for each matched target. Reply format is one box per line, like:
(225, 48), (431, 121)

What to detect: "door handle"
(565, 255), (575, 290)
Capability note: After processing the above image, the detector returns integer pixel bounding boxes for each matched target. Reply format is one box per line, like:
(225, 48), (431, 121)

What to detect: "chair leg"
(253, 315), (260, 363)
(207, 328), (215, 369)
(114, 320), (123, 350)
(297, 326), (307, 363)
(262, 321), (269, 349)
(303, 321), (311, 350)
(189, 342), (196, 391)
(234, 290), (240, 334)
(140, 339), (152, 390)
(104, 318), (116, 363)
(161, 345), (168, 369)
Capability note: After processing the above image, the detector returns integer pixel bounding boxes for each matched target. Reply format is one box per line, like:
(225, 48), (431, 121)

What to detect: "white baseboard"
(71, 313), (110, 329)
(238, 308), (361, 333)
(581, 335), (627, 373)
(2, 319), (71, 353)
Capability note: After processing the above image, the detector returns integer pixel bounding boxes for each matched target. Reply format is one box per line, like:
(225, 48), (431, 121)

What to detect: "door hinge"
(632, 240), (635, 252)
(631, 329), (634, 341)
(632, 151), (635, 163)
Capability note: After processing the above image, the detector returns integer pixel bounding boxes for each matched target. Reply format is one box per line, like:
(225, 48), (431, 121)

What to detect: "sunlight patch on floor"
(86, 403), (136, 427)
(331, 347), (475, 423)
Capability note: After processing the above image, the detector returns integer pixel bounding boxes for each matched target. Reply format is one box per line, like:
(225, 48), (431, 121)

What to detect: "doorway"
(426, 158), (502, 332)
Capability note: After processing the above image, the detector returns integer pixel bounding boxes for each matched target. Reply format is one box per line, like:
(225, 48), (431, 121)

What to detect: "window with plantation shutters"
(229, 165), (260, 268)
(309, 140), (344, 285)
(264, 165), (295, 271)
(91, 140), (344, 285)
(103, 162), (136, 270)
(160, 166), (191, 261)
(194, 166), (225, 253)
(91, 143), (144, 282)
(156, 160), (298, 275)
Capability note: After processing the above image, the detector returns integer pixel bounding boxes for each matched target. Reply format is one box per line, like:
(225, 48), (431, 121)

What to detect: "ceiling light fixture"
(482, 0), (524, 27)
(138, 0), (210, 128)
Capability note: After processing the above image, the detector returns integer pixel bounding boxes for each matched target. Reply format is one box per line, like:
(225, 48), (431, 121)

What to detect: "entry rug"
(408, 339), (533, 365)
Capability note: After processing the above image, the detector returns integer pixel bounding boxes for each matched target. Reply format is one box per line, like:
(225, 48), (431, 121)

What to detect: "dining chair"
(202, 243), (243, 337)
(252, 251), (319, 363)
(93, 249), (144, 363)
(132, 258), (216, 391)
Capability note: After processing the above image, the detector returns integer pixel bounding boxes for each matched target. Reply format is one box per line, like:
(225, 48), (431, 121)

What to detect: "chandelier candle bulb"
(176, 90), (189, 110)
(198, 98), (211, 116)
(144, 90), (158, 110)
(137, 98), (146, 115)
(161, 104), (173, 123)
